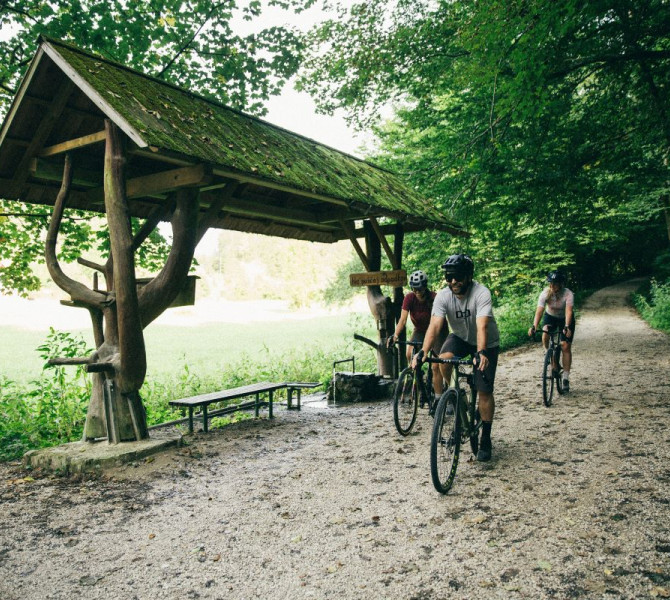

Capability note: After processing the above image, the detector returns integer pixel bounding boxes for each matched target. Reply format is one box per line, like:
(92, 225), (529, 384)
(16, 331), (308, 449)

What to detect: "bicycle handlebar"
(424, 356), (474, 366)
(394, 339), (423, 348)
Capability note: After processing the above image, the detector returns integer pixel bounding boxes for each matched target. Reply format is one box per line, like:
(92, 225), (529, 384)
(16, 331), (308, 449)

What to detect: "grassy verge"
(0, 288), (591, 461)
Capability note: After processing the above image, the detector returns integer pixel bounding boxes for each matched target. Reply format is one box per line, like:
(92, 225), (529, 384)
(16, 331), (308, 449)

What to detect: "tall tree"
(299, 0), (670, 291)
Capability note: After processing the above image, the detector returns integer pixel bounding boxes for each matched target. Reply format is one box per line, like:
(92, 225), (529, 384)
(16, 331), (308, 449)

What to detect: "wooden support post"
(392, 222), (406, 373)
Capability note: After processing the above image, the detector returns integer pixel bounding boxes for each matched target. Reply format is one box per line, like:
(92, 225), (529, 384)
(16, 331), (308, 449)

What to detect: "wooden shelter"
(0, 37), (467, 443)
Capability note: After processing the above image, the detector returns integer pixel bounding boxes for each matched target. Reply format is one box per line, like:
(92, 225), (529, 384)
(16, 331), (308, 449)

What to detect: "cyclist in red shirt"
(387, 270), (447, 397)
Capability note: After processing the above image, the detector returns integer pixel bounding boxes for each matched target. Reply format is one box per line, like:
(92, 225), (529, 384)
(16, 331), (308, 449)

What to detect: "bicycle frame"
(427, 356), (479, 439)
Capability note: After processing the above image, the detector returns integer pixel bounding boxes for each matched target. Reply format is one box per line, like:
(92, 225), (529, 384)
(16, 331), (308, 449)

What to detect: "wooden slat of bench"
(169, 381), (286, 407)
(285, 382), (322, 410)
(285, 382), (321, 389)
(169, 381), (286, 433)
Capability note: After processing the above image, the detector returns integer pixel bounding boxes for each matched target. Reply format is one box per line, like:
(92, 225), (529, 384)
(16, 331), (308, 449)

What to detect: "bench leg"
(269, 390), (273, 419)
(296, 388), (302, 411)
(203, 404), (208, 433)
(287, 387), (294, 410)
(255, 393), (260, 418)
(188, 407), (194, 434)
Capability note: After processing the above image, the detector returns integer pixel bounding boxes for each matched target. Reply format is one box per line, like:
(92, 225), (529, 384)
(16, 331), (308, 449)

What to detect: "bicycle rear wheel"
(430, 390), (460, 494)
(542, 348), (554, 407)
(393, 367), (418, 435)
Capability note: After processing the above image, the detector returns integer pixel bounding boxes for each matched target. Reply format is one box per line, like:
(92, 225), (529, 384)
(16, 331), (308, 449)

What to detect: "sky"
(232, 1), (373, 158)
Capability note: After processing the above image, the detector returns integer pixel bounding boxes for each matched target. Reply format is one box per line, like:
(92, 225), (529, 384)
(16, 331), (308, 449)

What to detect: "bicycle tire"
(430, 389), (460, 494)
(542, 347), (554, 407)
(468, 388), (480, 456)
(554, 346), (564, 395)
(393, 367), (418, 435)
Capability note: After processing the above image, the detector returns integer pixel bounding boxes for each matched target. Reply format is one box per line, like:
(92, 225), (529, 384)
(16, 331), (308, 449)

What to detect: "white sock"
(563, 371), (570, 380)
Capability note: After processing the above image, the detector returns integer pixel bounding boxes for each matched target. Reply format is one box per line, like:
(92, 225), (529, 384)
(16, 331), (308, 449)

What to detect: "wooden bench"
(285, 382), (322, 411)
(169, 381), (287, 433)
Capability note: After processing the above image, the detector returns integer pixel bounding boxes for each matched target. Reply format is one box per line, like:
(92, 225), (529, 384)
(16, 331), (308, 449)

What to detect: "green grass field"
(1, 312), (377, 385)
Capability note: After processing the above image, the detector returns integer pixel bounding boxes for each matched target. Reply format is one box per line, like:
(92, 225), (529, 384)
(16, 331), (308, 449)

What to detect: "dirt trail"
(1, 280), (670, 600)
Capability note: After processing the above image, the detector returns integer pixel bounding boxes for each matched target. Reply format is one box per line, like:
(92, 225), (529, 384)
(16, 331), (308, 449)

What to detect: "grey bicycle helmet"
(441, 254), (474, 278)
(408, 270), (428, 290)
(546, 270), (566, 284)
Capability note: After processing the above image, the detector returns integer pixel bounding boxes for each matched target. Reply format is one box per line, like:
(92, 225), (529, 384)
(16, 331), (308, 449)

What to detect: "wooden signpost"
(349, 269), (407, 287)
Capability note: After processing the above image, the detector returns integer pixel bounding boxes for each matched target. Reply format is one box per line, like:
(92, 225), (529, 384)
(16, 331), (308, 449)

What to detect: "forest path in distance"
(1, 279), (670, 600)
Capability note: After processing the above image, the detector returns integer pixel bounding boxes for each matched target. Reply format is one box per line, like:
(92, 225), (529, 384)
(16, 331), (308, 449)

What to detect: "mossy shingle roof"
(0, 37), (466, 240)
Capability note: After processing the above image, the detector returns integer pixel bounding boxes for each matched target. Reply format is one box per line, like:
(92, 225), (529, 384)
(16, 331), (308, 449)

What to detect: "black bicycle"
(427, 354), (482, 494)
(539, 327), (565, 407)
(391, 340), (437, 436)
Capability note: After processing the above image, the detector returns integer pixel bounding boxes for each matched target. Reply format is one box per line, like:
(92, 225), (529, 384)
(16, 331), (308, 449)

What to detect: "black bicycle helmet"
(408, 270), (428, 290)
(546, 270), (567, 284)
(441, 254), (474, 278)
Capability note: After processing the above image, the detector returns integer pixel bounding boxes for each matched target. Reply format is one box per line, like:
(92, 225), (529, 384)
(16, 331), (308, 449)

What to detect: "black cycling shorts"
(439, 333), (498, 394)
(542, 313), (575, 344)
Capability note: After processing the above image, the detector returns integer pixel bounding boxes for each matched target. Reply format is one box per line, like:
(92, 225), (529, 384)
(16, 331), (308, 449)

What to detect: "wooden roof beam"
(39, 130), (106, 157)
(9, 80), (75, 195)
(200, 191), (334, 231)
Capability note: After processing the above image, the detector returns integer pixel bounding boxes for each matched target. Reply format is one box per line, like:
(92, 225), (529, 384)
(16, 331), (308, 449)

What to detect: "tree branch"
(44, 154), (108, 309)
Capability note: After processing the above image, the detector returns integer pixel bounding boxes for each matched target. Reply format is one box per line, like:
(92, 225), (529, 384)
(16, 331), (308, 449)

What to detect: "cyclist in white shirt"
(528, 270), (575, 392)
(413, 254), (500, 462)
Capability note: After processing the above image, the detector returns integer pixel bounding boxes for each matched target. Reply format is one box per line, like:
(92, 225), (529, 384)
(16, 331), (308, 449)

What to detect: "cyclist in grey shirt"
(412, 253), (500, 462)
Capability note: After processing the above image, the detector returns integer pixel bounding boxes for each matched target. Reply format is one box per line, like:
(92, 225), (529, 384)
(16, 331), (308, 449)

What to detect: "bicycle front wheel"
(430, 390), (461, 494)
(542, 348), (554, 407)
(393, 367), (418, 436)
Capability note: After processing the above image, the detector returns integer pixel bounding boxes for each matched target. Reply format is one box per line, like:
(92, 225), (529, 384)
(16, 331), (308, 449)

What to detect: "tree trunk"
(47, 121), (201, 443)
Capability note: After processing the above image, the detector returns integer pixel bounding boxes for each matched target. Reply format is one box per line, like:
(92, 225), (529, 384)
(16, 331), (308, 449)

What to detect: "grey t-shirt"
(432, 281), (500, 348)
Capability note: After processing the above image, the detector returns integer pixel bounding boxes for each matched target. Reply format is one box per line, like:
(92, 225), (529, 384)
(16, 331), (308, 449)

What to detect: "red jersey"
(402, 291), (436, 333)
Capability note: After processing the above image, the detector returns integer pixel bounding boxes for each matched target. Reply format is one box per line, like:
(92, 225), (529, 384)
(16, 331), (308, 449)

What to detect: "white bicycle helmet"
(409, 270), (428, 290)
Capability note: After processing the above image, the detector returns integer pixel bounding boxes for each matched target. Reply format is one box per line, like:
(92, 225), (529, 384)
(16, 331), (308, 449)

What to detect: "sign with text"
(350, 269), (407, 287)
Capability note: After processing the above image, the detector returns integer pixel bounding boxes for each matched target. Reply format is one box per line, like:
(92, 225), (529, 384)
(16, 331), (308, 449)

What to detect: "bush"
(634, 278), (670, 333)
(0, 330), (92, 461)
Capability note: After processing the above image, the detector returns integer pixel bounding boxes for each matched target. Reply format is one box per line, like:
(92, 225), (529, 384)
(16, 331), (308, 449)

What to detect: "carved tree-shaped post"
(45, 120), (200, 443)
(363, 220), (395, 377)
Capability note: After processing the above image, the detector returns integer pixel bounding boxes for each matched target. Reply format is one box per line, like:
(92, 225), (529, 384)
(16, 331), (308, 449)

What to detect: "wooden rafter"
(9, 80), (75, 195)
(39, 130), (106, 157)
(369, 217), (398, 269)
(340, 219), (370, 271)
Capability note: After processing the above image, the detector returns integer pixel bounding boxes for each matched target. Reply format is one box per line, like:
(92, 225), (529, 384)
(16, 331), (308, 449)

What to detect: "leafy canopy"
(299, 0), (670, 294)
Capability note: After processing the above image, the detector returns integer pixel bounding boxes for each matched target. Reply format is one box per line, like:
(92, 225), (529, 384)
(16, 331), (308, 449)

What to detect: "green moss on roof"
(47, 38), (460, 230)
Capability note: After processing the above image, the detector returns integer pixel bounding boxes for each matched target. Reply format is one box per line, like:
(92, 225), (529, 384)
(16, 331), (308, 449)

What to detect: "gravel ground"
(1, 280), (670, 600)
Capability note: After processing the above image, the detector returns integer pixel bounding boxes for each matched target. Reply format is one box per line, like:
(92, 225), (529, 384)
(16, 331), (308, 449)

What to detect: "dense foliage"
(299, 0), (670, 296)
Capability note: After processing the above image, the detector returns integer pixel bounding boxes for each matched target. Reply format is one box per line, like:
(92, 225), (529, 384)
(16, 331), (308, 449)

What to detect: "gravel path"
(1, 280), (670, 600)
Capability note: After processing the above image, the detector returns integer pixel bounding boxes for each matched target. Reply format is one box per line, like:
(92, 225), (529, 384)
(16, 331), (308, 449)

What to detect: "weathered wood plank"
(39, 130), (106, 157)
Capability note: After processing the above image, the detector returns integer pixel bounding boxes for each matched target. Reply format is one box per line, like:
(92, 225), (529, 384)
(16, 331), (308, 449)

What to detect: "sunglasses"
(444, 273), (465, 283)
